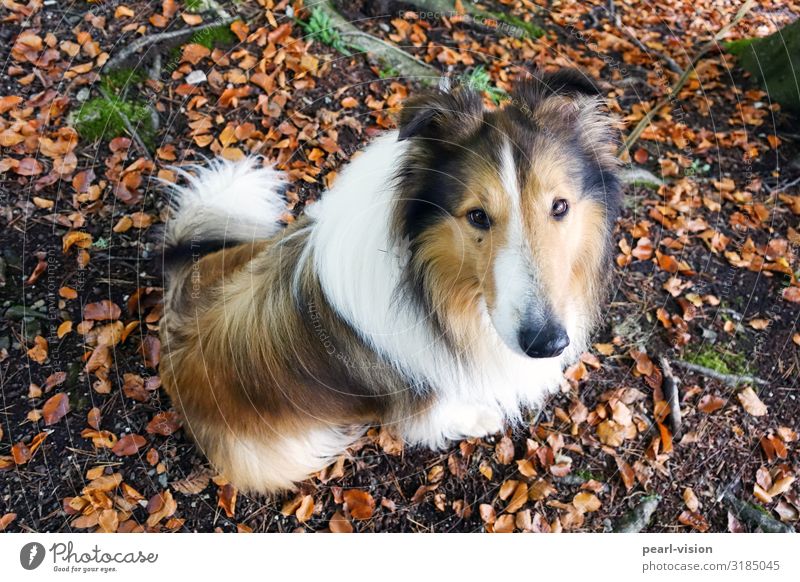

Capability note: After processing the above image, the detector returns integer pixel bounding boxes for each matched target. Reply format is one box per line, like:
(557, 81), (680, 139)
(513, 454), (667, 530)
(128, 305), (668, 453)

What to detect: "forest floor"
(1, 0), (799, 533)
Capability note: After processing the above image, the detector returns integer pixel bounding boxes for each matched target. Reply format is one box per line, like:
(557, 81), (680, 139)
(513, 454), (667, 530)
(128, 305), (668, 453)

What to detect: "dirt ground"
(1, 0), (799, 533)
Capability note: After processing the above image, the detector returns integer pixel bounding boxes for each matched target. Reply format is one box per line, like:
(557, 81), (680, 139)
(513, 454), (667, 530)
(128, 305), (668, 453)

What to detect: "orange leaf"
(343, 489), (375, 520)
(43, 393), (70, 425)
(146, 411), (181, 436)
(112, 434), (146, 456)
(83, 300), (121, 321)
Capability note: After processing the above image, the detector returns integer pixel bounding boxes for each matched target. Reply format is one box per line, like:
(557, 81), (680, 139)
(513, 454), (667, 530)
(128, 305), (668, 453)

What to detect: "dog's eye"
(466, 208), (491, 229)
(551, 198), (569, 219)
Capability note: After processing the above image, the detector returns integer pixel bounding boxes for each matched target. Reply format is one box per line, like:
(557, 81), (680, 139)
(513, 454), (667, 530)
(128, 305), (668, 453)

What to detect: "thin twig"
(766, 174), (800, 193)
(617, 0), (755, 157)
(671, 360), (769, 387)
(658, 357), (682, 438)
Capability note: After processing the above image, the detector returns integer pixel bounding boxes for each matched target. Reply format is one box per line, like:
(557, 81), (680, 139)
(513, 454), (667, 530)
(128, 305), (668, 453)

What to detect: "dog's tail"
(162, 157), (287, 272)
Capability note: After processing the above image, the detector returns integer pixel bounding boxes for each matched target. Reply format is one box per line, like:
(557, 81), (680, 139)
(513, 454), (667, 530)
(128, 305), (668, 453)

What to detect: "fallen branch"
(403, 0), (545, 39)
(103, 19), (235, 72)
(671, 360), (769, 387)
(659, 357), (682, 438)
(617, 0), (755, 156)
(315, 1), (437, 84)
(613, 495), (660, 532)
(721, 490), (793, 533)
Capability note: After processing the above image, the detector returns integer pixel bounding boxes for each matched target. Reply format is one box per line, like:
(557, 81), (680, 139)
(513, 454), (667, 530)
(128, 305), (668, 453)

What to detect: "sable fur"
(160, 70), (621, 494)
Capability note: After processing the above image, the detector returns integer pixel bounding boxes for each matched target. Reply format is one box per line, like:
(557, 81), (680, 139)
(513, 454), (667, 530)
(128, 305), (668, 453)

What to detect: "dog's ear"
(512, 68), (614, 145)
(512, 69), (602, 113)
(398, 87), (484, 142)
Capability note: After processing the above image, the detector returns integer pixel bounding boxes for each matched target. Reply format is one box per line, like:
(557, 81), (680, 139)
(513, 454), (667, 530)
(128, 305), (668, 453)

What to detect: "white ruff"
(308, 132), (582, 448)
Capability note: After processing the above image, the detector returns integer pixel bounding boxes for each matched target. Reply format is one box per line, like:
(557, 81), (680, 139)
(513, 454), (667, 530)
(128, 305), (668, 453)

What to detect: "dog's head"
(393, 69), (621, 360)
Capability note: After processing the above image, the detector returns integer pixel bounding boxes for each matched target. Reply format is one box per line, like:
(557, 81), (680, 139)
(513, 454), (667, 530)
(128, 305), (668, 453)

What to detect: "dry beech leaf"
(112, 434), (146, 457)
(43, 392), (70, 425)
(329, 510), (353, 533)
(343, 489), (375, 520)
(573, 492), (601, 513)
(698, 394), (726, 413)
(494, 436), (514, 464)
(218, 483), (237, 518)
(737, 387), (768, 417)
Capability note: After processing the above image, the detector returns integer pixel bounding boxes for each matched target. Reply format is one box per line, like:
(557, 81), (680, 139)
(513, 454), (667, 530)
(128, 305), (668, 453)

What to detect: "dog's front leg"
(399, 399), (505, 450)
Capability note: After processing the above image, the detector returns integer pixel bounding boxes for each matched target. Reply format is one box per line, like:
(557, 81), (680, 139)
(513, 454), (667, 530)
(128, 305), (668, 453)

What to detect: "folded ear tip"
(515, 68), (602, 100)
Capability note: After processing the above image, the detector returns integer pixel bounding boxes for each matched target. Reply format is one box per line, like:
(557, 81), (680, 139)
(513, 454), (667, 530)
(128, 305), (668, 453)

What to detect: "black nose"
(518, 323), (570, 358)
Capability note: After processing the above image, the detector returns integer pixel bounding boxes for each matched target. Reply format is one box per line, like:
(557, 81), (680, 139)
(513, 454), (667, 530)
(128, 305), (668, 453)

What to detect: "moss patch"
(189, 24), (237, 50)
(100, 67), (147, 95)
(685, 345), (749, 376)
(72, 97), (153, 145)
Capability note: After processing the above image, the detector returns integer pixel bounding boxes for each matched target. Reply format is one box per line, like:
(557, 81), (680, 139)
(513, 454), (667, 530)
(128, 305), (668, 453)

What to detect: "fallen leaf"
(343, 489), (375, 520)
(146, 411), (181, 436)
(42, 393), (70, 425)
(112, 434), (146, 456)
(738, 387), (768, 417)
(573, 492), (601, 513)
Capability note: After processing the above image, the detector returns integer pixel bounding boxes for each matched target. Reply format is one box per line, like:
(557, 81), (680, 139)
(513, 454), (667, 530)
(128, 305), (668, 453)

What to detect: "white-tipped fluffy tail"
(165, 157), (287, 256)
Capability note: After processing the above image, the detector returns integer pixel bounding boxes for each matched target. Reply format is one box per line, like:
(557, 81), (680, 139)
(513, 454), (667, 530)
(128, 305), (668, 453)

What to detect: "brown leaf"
(97, 509), (119, 533)
(112, 434), (146, 456)
(42, 392), (70, 425)
(329, 510), (353, 533)
(172, 469), (211, 496)
(146, 411), (181, 436)
(12, 442), (31, 465)
(616, 456), (635, 492)
(678, 510), (709, 532)
(698, 394), (726, 413)
(146, 490), (177, 527)
(62, 231), (92, 253)
(343, 489), (375, 520)
(783, 287), (800, 303)
(295, 495), (314, 523)
(683, 488), (700, 512)
(494, 436), (514, 464)
(573, 492), (601, 513)
(493, 514), (515, 533)
(377, 426), (403, 456)
(42, 371), (67, 392)
(218, 483), (237, 518)
(737, 387), (768, 417)
(0, 513), (17, 532)
(87, 407), (101, 430)
(140, 335), (161, 368)
(27, 335), (48, 364)
(83, 300), (121, 321)
(181, 43), (210, 65)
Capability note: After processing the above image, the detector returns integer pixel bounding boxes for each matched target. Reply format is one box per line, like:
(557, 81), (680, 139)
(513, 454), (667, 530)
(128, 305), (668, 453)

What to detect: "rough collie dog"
(160, 69), (621, 494)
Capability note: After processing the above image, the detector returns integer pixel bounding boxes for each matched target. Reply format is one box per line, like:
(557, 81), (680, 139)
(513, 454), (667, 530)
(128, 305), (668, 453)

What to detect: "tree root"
(315, 1), (438, 84)
(721, 490), (793, 533)
(613, 494), (660, 532)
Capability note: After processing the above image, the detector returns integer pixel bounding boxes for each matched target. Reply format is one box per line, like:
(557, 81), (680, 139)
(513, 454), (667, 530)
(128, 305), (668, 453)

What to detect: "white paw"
(447, 404), (504, 440)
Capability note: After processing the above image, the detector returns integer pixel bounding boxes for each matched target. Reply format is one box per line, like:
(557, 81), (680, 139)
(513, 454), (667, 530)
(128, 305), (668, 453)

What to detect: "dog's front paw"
(447, 404), (504, 440)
